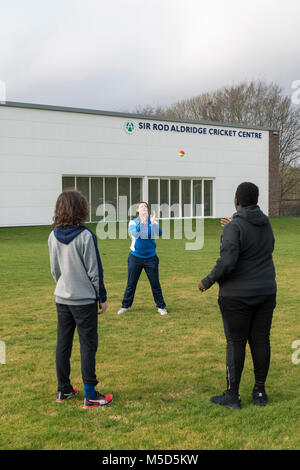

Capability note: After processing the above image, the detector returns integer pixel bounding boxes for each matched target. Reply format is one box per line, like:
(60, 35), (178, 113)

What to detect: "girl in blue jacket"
(118, 202), (167, 316)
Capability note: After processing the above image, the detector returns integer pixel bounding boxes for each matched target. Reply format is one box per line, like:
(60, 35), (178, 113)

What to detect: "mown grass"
(0, 218), (299, 450)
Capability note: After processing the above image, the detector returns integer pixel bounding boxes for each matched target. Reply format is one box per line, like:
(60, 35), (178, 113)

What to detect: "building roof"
(0, 100), (280, 132)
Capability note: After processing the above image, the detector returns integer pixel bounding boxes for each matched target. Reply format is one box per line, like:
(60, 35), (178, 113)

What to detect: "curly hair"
(51, 190), (89, 228)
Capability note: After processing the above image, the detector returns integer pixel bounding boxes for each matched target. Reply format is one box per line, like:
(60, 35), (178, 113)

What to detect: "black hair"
(235, 182), (259, 207)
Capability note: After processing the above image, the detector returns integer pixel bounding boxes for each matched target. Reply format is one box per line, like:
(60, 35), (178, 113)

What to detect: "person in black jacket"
(198, 182), (276, 409)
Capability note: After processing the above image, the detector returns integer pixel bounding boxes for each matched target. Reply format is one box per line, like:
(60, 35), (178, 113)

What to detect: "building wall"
(268, 131), (280, 216)
(0, 104), (272, 227)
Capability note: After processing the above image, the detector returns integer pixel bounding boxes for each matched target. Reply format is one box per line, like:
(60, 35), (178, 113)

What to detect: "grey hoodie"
(201, 205), (276, 297)
(48, 226), (107, 305)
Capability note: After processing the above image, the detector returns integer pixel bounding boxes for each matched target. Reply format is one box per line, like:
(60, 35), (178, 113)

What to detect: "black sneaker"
(252, 388), (268, 406)
(56, 386), (79, 402)
(83, 391), (114, 409)
(210, 391), (241, 409)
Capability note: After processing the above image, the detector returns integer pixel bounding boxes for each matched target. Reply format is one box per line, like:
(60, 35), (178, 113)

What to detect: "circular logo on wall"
(124, 120), (135, 134)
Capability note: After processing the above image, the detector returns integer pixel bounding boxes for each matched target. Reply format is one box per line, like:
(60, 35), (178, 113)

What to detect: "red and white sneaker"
(56, 387), (79, 402)
(83, 391), (114, 409)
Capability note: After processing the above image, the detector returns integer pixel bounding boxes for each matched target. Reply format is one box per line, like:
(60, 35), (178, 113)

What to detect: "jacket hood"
(233, 205), (269, 226)
(54, 226), (86, 244)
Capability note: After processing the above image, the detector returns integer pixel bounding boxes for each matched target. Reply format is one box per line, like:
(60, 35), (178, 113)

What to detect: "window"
(130, 178), (143, 216)
(170, 179), (180, 217)
(193, 180), (202, 217)
(91, 177), (103, 221)
(62, 176), (75, 191)
(62, 175), (143, 222)
(147, 177), (213, 218)
(62, 175), (213, 221)
(118, 177), (130, 221)
(76, 177), (90, 221)
(105, 177), (117, 221)
(76, 177), (89, 201)
(160, 179), (169, 218)
(148, 179), (158, 205)
(182, 180), (191, 217)
(204, 180), (213, 216)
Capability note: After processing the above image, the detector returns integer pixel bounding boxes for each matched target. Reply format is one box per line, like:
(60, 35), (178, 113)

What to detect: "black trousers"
(218, 294), (276, 393)
(122, 254), (166, 309)
(56, 302), (99, 392)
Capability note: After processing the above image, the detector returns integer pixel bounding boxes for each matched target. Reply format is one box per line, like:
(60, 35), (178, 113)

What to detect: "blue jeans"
(122, 253), (166, 309)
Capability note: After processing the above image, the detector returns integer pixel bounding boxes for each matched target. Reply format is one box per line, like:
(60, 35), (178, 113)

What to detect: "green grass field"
(0, 218), (299, 450)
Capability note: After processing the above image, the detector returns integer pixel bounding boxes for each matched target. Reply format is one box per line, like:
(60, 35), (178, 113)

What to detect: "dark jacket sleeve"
(83, 229), (107, 303)
(92, 234), (107, 303)
(201, 222), (240, 289)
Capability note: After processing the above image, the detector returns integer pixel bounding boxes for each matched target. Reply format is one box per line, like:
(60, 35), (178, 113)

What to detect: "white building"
(0, 101), (279, 227)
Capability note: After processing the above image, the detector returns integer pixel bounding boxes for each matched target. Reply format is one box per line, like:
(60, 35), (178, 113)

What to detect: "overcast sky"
(0, 0), (299, 112)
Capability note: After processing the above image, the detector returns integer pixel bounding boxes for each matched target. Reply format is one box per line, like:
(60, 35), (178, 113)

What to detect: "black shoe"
(252, 388), (268, 406)
(210, 391), (241, 410)
(56, 386), (79, 402)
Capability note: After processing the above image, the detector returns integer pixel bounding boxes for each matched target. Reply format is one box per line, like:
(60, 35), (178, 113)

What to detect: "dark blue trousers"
(122, 253), (166, 309)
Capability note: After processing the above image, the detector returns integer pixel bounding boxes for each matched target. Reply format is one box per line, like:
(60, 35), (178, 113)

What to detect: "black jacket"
(201, 205), (276, 296)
